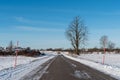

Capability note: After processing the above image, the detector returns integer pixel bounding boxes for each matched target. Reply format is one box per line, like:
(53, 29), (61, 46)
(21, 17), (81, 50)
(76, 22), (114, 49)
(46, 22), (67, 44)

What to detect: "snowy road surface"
(21, 55), (117, 80)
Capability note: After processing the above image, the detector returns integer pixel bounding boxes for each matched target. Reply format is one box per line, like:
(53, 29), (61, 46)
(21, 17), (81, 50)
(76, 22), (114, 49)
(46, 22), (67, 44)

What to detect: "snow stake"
(14, 41), (19, 68)
(102, 38), (107, 64)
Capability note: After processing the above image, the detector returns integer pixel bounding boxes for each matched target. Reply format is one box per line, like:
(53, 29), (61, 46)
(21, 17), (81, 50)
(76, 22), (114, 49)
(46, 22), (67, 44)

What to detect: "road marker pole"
(14, 41), (19, 68)
(102, 47), (106, 64)
(102, 39), (106, 64)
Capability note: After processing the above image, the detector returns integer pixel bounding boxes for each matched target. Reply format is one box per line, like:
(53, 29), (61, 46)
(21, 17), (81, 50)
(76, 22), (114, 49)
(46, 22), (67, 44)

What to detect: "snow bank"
(0, 51), (57, 71)
(0, 56), (36, 71)
(79, 52), (120, 68)
(62, 52), (120, 79)
(0, 52), (57, 80)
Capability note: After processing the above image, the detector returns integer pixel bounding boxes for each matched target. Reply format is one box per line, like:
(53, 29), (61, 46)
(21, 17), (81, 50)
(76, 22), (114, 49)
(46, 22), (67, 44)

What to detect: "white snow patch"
(74, 70), (82, 78)
(73, 70), (90, 79)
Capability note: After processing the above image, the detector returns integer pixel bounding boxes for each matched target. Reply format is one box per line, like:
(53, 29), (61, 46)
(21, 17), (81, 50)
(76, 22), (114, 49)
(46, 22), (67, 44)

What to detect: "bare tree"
(100, 35), (108, 49)
(108, 41), (115, 49)
(65, 16), (88, 55)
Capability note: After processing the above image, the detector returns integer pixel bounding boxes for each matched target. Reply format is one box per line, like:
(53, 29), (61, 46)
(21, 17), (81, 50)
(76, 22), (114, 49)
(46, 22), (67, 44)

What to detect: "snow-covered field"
(0, 51), (57, 80)
(62, 52), (120, 79)
(79, 52), (120, 68)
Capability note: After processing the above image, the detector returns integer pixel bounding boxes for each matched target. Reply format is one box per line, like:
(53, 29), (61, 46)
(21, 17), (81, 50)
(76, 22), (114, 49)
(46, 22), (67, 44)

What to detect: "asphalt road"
(21, 55), (117, 80)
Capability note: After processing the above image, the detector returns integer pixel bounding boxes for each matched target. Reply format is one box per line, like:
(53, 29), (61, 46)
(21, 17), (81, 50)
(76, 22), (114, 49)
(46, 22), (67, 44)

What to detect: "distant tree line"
(45, 48), (120, 54)
(0, 41), (42, 57)
(1, 46), (120, 57)
(0, 47), (42, 57)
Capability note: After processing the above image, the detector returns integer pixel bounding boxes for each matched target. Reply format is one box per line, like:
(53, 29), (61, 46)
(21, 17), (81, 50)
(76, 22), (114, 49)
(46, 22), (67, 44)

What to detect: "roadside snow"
(0, 56), (36, 71)
(62, 52), (120, 79)
(0, 51), (57, 80)
(79, 52), (120, 68)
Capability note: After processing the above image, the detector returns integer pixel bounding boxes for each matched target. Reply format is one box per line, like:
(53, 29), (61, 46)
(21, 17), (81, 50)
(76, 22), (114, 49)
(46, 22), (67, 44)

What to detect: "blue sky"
(0, 0), (120, 49)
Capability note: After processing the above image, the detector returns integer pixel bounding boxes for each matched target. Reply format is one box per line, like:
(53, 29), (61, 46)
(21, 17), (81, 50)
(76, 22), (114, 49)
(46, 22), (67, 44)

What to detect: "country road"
(21, 55), (117, 80)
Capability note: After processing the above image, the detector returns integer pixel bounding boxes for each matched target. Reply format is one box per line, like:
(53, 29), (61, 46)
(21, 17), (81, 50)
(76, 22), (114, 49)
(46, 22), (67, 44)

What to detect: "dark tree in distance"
(100, 35), (108, 49)
(65, 16), (88, 55)
(108, 41), (115, 50)
(8, 40), (14, 53)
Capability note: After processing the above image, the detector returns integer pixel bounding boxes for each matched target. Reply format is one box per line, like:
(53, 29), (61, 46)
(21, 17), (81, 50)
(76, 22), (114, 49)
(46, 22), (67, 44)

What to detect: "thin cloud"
(89, 11), (120, 16)
(14, 16), (66, 27)
(16, 26), (64, 32)
(15, 16), (24, 21)
(14, 16), (33, 23)
(92, 11), (120, 16)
